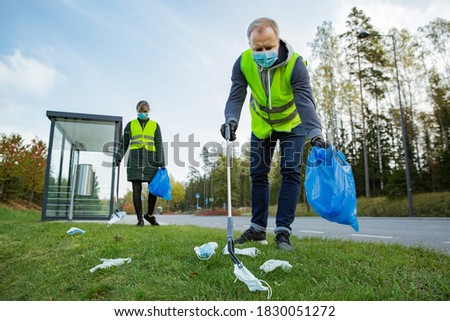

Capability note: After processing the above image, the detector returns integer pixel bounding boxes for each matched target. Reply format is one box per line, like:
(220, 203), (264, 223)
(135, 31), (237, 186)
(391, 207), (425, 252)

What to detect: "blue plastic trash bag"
(149, 168), (172, 201)
(305, 146), (359, 232)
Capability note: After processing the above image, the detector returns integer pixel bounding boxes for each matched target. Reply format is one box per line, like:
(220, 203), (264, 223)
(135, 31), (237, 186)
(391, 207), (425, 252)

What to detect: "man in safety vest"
(221, 17), (327, 251)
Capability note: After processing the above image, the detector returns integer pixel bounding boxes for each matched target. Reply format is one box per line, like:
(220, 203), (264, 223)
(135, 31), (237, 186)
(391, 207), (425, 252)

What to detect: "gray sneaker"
(235, 228), (268, 245)
(275, 232), (294, 251)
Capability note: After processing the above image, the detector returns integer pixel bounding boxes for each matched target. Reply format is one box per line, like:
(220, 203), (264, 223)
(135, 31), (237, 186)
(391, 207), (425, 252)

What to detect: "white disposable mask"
(194, 242), (218, 260)
(223, 246), (260, 257)
(234, 264), (272, 299)
(107, 210), (127, 227)
(260, 259), (292, 273)
(90, 258), (132, 273)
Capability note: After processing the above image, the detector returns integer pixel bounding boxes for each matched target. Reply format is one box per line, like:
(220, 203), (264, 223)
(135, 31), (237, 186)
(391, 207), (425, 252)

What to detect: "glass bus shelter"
(41, 111), (122, 221)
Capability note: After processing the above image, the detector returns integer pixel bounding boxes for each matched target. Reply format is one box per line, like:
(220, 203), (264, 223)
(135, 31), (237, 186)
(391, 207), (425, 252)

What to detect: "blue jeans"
(249, 125), (306, 234)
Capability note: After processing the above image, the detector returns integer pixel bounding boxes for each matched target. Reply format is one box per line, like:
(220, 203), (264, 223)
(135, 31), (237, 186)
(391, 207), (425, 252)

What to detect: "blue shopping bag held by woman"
(149, 168), (172, 201)
(305, 146), (359, 232)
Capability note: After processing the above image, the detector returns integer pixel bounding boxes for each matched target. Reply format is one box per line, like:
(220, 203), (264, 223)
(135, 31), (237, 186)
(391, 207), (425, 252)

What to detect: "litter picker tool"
(108, 164), (127, 226)
(226, 123), (242, 267)
(225, 123), (272, 298)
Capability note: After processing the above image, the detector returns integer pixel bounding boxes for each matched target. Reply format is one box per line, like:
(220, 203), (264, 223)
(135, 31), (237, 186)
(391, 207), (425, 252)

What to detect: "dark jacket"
(116, 118), (165, 182)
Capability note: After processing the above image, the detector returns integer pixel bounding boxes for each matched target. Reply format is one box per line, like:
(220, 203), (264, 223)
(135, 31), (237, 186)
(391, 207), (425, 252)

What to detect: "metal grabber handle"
(225, 122), (242, 267)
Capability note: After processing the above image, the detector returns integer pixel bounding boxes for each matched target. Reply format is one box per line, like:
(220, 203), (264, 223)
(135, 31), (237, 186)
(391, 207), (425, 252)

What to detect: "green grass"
(1, 204), (449, 301)
(356, 192), (450, 217)
(267, 192), (450, 217)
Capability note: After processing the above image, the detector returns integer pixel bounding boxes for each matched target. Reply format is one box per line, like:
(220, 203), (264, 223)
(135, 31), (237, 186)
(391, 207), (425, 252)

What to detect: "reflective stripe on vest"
(130, 119), (157, 151)
(240, 49), (302, 139)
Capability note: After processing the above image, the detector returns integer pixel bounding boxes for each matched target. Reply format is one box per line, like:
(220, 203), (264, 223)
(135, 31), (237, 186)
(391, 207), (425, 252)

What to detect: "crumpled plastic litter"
(107, 210), (127, 226)
(260, 259), (292, 273)
(89, 258), (132, 273)
(234, 264), (272, 299)
(67, 227), (85, 235)
(194, 242), (218, 260)
(222, 245), (260, 257)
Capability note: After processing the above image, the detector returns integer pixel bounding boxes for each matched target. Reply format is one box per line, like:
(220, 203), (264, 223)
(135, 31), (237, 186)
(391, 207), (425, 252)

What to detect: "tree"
(21, 138), (47, 206)
(121, 189), (134, 214)
(309, 21), (342, 146)
(418, 18), (450, 83)
(168, 175), (185, 212)
(0, 133), (26, 201)
(429, 69), (450, 151)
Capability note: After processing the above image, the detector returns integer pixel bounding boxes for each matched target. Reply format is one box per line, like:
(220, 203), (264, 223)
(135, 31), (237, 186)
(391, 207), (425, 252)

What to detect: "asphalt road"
(117, 214), (450, 255)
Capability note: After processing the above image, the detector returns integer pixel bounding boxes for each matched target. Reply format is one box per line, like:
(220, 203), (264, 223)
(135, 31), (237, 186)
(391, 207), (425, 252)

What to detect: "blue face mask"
(252, 50), (278, 68)
(137, 113), (148, 120)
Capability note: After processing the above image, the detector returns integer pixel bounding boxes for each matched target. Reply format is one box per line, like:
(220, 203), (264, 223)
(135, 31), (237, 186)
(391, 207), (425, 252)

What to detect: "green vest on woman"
(130, 119), (157, 152)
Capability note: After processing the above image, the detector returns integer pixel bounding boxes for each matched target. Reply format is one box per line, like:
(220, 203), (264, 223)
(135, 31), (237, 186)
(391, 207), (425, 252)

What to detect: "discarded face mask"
(234, 264), (272, 299)
(222, 246), (260, 257)
(67, 227), (85, 235)
(107, 210), (127, 226)
(194, 242), (218, 260)
(89, 258), (132, 273)
(260, 259), (292, 273)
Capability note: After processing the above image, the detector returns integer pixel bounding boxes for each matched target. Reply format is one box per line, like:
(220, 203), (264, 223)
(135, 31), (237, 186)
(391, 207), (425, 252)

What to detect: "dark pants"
(249, 125), (306, 234)
(132, 181), (157, 222)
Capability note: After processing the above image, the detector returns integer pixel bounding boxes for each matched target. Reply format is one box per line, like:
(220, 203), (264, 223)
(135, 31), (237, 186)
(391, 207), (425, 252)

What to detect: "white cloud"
(0, 50), (64, 97)
(335, 0), (450, 34)
(361, 2), (448, 33)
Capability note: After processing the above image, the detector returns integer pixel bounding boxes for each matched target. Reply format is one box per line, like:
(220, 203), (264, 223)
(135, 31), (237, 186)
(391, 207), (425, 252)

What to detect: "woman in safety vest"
(115, 100), (166, 226)
(221, 17), (328, 251)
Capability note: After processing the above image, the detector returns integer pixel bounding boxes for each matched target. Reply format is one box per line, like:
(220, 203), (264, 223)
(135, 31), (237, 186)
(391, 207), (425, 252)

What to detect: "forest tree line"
(1, 7), (449, 213)
(181, 7), (450, 211)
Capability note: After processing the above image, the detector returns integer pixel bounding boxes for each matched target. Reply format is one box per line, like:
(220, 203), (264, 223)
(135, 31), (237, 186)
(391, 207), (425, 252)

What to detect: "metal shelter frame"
(41, 111), (122, 221)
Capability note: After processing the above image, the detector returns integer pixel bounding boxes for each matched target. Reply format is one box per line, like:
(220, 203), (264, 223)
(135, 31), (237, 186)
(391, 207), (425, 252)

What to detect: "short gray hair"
(247, 17), (279, 40)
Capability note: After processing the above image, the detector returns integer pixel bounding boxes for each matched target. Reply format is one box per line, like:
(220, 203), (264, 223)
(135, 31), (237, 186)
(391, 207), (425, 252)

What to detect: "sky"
(1, 0), (449, 194)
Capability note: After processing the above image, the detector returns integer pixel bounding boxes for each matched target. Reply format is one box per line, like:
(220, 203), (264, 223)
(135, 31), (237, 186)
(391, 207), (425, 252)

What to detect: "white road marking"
(350, 234), (393, 239)
(444, 241), (450, 244)
(298, 230), (324, 234)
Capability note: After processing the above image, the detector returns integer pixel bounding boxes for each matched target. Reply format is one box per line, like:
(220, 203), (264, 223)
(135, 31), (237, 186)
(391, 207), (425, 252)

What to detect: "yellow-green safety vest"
(240, 48), (302, 139)
(130, 119), (157, 151)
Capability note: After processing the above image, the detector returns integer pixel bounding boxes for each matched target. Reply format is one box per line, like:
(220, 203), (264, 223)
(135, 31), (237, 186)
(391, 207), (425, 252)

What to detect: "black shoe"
(275, 232), (294, 251)
(144, 214), (160, 226)
(136, 220), (144, 227)
(235, 228), (267, 244)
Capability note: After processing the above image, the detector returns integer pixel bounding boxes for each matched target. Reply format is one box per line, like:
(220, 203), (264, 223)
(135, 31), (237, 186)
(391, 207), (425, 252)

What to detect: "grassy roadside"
(0, 204), (449, 301)
(266, 192), (450, 217)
